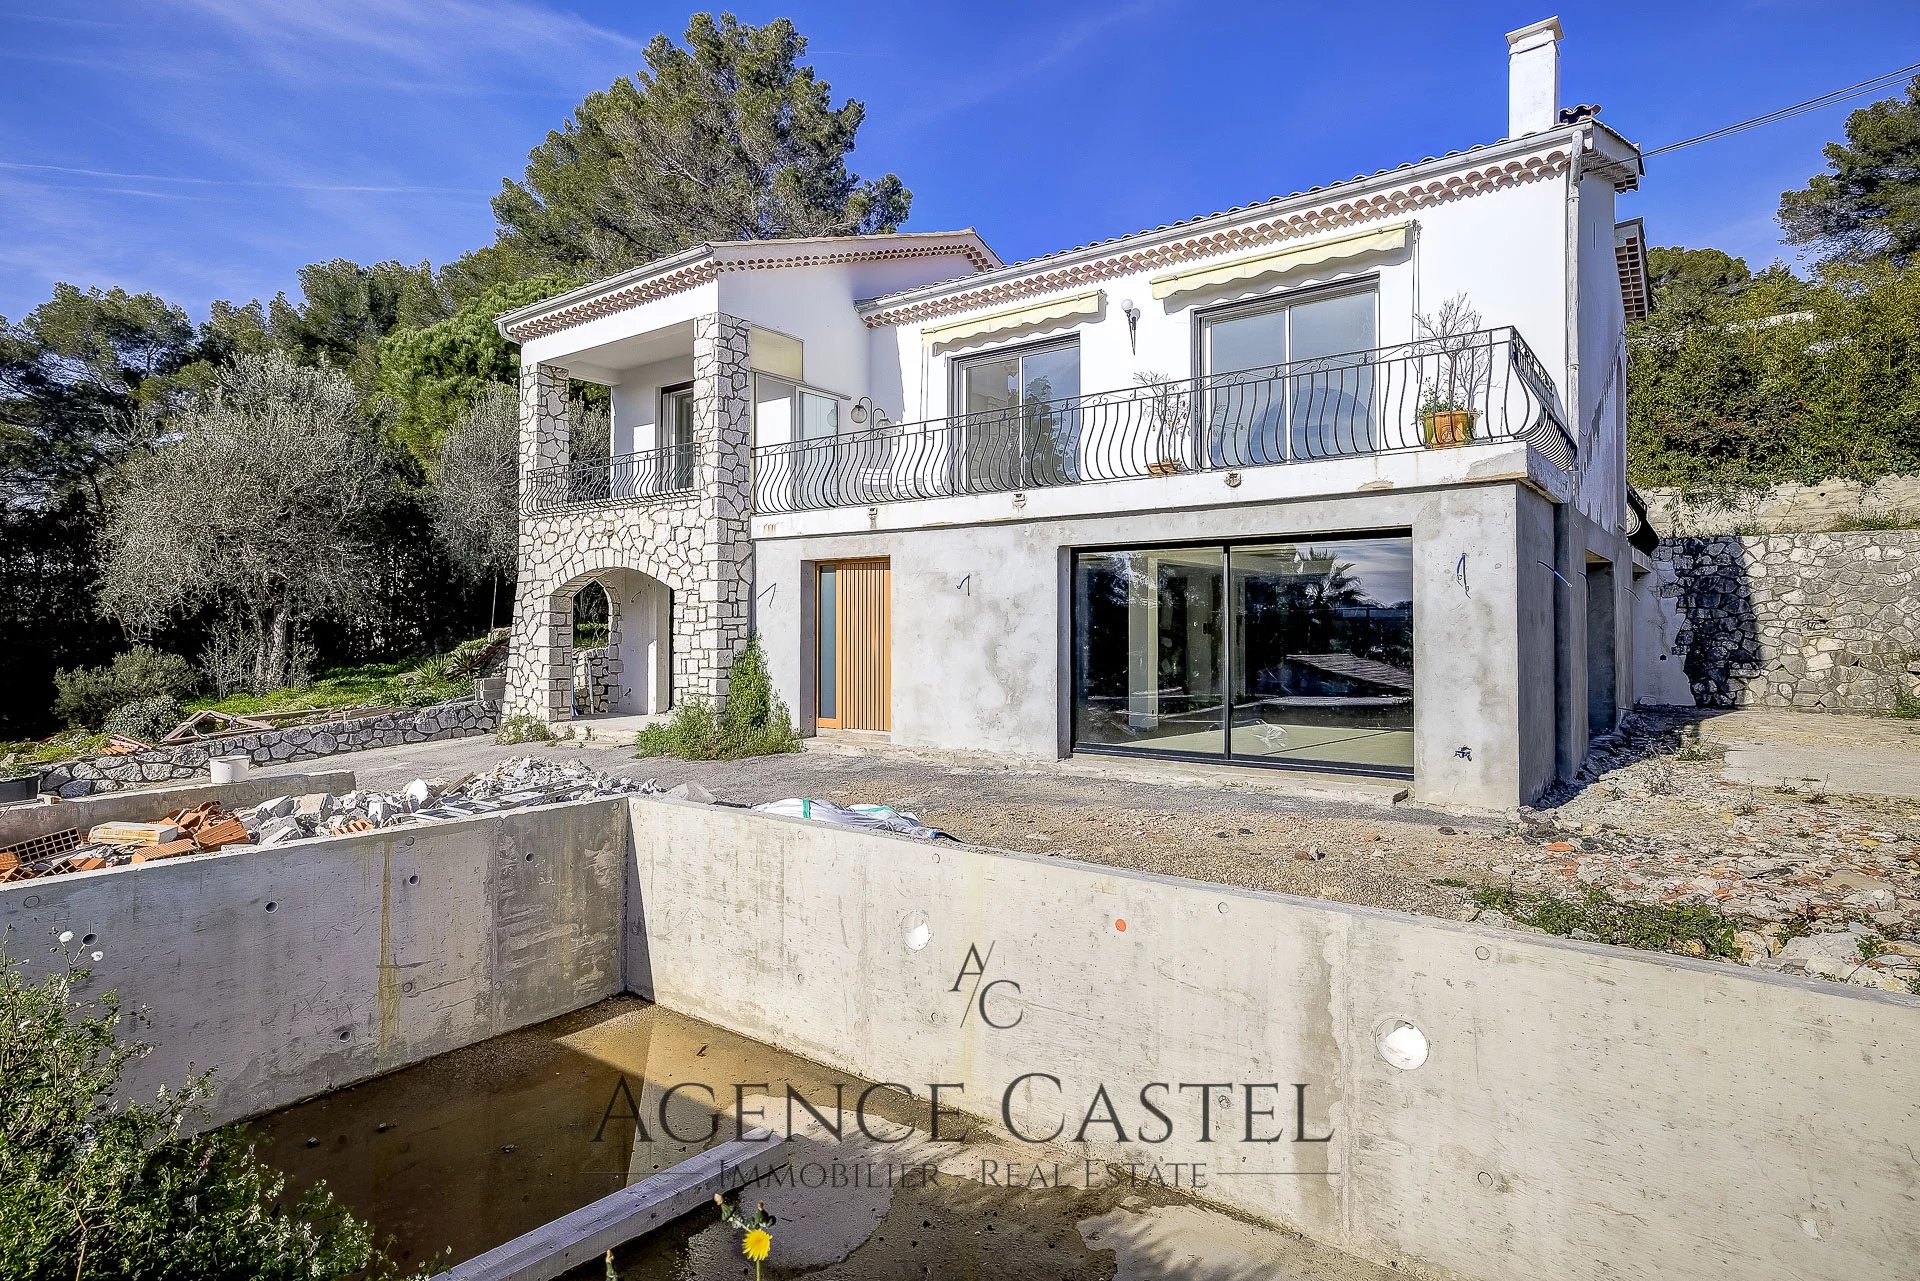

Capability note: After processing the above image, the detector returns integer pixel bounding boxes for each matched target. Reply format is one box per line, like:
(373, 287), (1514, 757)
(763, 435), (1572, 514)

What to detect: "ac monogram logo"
(951, 942), (1023, 1029)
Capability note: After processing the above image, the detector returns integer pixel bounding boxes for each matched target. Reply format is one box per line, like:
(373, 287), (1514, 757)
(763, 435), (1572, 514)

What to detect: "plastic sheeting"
(753, 798), (954, 841)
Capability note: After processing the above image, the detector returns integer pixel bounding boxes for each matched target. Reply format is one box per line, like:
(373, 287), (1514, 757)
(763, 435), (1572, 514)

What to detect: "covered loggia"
(543, 566), (673, 722)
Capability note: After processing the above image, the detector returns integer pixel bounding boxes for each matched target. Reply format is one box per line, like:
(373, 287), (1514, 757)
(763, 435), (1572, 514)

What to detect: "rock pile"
(0, 758), (657, 880)
(235, 756), (658, 846)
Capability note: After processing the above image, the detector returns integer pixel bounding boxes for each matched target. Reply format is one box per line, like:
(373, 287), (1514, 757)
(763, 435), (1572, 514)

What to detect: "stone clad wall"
(1648, 531), (1920, 709)
(504, 312), (753, 722)
(34, 699), (496, 798)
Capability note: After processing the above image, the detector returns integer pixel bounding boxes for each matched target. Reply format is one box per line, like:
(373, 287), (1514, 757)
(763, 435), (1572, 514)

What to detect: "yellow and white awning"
(1149, 223), (1411, 303)
(924, 289), (1104, 352)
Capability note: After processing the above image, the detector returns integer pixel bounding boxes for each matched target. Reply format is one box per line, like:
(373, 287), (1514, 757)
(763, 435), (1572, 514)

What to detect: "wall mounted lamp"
(1120, 298), (1141, 353)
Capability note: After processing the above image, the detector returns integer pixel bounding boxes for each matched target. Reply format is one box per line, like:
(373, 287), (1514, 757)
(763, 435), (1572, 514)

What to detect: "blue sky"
(2, 1), (1917, 322)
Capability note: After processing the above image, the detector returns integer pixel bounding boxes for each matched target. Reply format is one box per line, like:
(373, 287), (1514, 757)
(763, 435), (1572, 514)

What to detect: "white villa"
(498, 17), (1655, 809)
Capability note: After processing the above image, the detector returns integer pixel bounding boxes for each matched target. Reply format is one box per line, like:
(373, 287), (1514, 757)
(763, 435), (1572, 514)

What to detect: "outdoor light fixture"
(1120, 298), (1141, 353)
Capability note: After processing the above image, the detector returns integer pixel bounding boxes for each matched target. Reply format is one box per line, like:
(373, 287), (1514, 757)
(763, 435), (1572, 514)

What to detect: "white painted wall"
(868, 177), (1572, 439)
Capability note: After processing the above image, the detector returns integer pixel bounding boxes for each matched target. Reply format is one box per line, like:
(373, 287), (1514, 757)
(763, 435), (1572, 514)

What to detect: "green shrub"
(53, 646), (199, 729)
(496, 713), (557, 745)
(1892, 688), (1920, 720)
(635, 636), (800, 761)
(101, 695), (183, 744)
(0, 950), (422, 1279)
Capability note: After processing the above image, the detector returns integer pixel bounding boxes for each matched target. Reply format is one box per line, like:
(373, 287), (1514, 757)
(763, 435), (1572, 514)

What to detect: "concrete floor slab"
(1701, 708), (1920, 799)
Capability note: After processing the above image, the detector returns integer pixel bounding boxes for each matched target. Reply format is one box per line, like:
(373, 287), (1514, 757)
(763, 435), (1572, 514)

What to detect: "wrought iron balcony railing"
(523, 442), (697, 515)
(752, 327), (1572, 515)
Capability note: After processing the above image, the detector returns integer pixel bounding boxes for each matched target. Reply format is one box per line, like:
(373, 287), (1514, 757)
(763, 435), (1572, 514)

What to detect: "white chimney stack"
(1506, 17), (1563, 136)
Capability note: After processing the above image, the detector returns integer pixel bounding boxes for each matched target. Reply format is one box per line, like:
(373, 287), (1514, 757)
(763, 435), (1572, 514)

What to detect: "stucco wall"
(625, 795), (1920, 1281)
(0, 800), (629, 1125)
(756, 479), (1559, 809)
(1641, 531), (1920, 711)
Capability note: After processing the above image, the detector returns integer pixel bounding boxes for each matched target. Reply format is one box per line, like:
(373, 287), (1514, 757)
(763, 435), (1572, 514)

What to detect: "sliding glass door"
(1072, 535), (1414, 775)
(1202, 287), (1378, 465)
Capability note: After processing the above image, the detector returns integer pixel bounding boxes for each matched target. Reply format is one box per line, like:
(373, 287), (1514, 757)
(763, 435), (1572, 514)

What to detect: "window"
(952, 339), (1080, 489)
(757, 375), (848, 508)
(1200, 286), (1377, 465)
(661, 383), (694, 489)
(1072, 535), (1413, 775)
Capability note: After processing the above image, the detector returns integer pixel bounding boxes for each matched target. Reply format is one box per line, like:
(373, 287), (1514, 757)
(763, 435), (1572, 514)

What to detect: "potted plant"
(1134, 372), (1191, 475)
(1413, 294), (1487, 449)
(1419, 389), (1477, 447)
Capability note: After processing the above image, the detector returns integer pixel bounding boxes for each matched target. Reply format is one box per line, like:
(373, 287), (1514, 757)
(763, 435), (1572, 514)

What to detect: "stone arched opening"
(506, 560), (675, 722)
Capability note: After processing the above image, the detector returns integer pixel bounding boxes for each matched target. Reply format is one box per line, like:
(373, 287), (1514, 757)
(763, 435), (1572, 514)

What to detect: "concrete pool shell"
(2, 777), (1917, 1281)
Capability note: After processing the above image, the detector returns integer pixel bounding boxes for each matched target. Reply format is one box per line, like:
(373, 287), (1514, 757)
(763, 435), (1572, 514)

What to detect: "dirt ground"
(265, 707), (1920, 989)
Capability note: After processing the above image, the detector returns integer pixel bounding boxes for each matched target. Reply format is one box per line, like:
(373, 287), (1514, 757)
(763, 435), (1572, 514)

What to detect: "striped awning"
(924, 289), (1104, 352)
(1150, 223), (1411, 302)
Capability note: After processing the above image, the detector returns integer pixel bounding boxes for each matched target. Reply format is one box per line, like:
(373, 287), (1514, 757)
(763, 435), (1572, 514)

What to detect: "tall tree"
(1645, 246), (1752, 310)
(376, 274), (573, 466)
(430, 385), (521, 628)
(98, 352), (390, 688)
(1779, 75), (1920, 267)
(267, 259), (448, 390)
(461, 12), (911, 281)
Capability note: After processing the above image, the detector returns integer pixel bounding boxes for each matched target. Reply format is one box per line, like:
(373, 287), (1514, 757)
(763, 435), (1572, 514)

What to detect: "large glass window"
(1072, 535), (1413, 775)
(1072, 547), (1226, 757)
(1201, 287), (1377, 465)
(954, 339), (1080, 489)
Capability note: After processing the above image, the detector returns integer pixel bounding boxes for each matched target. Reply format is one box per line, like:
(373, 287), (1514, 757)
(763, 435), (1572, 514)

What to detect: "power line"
(1643, 61), (1920, 158)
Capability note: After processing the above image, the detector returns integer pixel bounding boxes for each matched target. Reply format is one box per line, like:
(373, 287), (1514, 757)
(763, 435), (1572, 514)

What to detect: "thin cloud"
(0, 159), (479, 195)
(887, 0), (1169, 131)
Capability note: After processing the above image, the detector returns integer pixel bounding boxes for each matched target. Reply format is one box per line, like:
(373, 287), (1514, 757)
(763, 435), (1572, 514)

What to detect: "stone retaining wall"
(1647, 531), (1920, 709)
(33, 700), (497, 798)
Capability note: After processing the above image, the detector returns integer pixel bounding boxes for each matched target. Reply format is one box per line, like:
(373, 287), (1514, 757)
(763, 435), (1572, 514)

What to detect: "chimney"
(1506, 17), (1563, 137)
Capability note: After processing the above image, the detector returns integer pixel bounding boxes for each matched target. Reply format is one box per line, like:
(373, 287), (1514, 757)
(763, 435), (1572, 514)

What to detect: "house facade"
(499, 17), (1654, 809)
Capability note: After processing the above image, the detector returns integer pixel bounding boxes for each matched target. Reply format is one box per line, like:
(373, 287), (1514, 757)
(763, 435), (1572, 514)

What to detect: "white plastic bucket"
(210, 756), (250, 784)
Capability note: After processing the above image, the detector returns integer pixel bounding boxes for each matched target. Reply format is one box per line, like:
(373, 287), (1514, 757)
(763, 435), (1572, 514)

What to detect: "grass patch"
(0, 732), (108, 773)
(1892, 689), (1920, 720)
(1473, 883), (1739, 958)
(185, 656), (467, 718)
(1429, 877), (1472, 889)
(635, 635), (800, 761)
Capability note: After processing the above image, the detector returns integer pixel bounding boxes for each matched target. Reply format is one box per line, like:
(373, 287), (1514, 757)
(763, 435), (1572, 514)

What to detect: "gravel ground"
(260, 710), (1920, 985)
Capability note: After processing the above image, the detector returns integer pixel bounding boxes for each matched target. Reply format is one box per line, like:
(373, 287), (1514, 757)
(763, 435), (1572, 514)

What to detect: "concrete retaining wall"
(34, 699), (497, 798)
(623, 794), (1920, 1281)
(1640, 531), (1920, 710)
(0, 799), (627, 1124)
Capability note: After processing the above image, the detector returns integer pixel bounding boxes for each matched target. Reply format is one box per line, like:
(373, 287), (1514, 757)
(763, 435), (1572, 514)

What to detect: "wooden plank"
(432, 1129), (790, 1281)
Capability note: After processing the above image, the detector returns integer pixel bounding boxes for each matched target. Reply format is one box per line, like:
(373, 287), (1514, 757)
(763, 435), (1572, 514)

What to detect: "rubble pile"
(0, 758), (655, 883)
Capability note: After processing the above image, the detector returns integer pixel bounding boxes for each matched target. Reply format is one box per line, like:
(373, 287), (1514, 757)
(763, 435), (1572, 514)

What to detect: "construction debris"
(161, 709), (276, 745)
(0, 757), (654, 885)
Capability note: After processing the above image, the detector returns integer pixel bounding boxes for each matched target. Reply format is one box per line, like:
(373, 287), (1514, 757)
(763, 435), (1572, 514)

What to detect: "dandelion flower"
(742, 1228), (771, 1263)
(91, 951), (103, 962)
(58, 931), (73, 944)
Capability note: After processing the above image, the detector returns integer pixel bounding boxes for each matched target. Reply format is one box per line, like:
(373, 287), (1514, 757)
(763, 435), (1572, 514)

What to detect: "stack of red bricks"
(0, 800), (252, 883)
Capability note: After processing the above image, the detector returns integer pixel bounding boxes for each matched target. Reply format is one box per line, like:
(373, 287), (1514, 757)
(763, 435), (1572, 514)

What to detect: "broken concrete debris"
(0, 758), (656, 884)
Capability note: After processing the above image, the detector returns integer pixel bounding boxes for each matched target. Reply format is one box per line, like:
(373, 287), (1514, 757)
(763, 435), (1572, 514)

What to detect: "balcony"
(752, 327), (1572, 515)
(523, 442), (697, 516)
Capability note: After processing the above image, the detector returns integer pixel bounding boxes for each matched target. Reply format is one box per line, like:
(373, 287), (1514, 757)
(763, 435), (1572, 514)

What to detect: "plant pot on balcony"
(1422, 409), (1477, 448)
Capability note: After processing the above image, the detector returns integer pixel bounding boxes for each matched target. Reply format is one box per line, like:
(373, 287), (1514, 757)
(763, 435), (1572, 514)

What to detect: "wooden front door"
(815, 559), (890, 732)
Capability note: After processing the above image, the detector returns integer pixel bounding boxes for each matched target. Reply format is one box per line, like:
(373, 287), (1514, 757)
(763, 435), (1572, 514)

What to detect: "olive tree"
(99, 352), (388, 690)
(431, 384), (519, 624)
